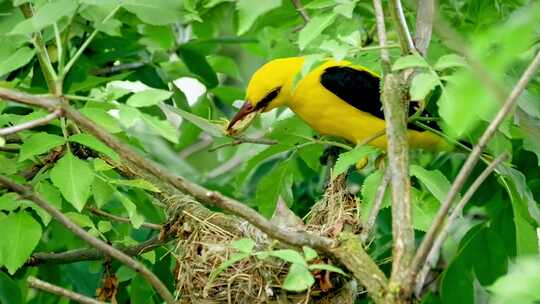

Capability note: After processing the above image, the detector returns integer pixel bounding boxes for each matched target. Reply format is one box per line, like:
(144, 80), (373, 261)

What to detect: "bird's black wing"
(320, 66), (440, 132)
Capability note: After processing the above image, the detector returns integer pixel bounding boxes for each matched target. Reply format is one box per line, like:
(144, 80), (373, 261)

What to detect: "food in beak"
(226, 101), (262, 135)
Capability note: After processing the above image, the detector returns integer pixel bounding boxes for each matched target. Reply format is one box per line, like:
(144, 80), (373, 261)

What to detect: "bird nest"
(166, 174), (361, 303)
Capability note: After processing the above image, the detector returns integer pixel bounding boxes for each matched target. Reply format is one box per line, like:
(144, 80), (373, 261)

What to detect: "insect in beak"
(226, 101), (263, 135)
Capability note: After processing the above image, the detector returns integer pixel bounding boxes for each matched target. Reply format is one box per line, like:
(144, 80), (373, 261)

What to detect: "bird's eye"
(255, 87), (281, 110)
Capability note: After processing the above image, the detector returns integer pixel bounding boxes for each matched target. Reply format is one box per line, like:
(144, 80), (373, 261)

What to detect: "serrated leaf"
(412, 188), (440, 231)
(391, 54), (428, 71)
(282, 263), (315, 292)
(19, 132), (65, 162)
(69, 133), (119, 161)
(410, 72), (439, 100)
(126, 88), (172, 107)
(232, 238), (255, 254)
(80, 108), (122, 134)
(97, 221), (113, 233)
(434, 54), (467, 71)
(92, 178), (114, 208)
(410, 165), (453, 203)
(108, 178), (160, 192)
(298, 13), (336, 50)
(115, 192), (144, 229)
(236, 0), (281, 35)
(50, 153), (94, 211)
(332, 146), (378, 180)
(0, 47), (35, 77)
(0, 211), (42, 275)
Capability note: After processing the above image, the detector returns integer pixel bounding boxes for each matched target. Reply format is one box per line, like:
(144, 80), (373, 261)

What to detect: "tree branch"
(380, 74), (415, 288)
(208, 136), (278, 152)
(388, 0), (416, 54)
(26, 235), (165, 266)
(291, 0), (310, 24)
(408, 50), (540, 293)
(360, 168), (391, 242)
(372, 0), (392, 73)
(28, 277), (106, 304)
(0, 109), (62, 136)
(0, 176), (175, 304)
(92, 61), (148, 76)
(413, 153), (508, 296)
(87, 207), (162, 230)
(414, 0), (435, 56)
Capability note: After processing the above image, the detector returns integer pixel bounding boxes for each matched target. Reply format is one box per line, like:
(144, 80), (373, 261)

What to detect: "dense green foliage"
(0, 0), (539, 303)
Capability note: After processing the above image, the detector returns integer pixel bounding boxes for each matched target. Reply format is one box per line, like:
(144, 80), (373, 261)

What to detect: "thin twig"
(28, 277), (106, 304)
(26, 235), (165, 266)
(408, 50), (540, 293)
(208, 136), (278, 152)
(414, 0), (435, 55)
(92, 61), (148, 76)
(19, 4), (59, 94)
(0, 176), (175, 304)
(372, 0), (391, 73)
(179, 137), (213, 159)
(87, 207), (162, 230)
(0, 109), (62, 136)
(388, 0), (416, 54)
(360, 168), (391, 242)
(413, 153), (508, 296)
(0, 145), (19, 152)
(291, 0), (310, 24)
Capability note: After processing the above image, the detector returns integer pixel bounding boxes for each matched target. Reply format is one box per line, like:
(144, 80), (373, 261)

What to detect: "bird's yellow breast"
(288, 60), (447, 150)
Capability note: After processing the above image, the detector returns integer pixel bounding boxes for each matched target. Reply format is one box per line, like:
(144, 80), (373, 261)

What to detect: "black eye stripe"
(255, 87), (281, 110)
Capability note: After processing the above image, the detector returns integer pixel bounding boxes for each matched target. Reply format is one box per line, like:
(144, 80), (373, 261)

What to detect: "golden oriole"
(227, 57), (448, 150)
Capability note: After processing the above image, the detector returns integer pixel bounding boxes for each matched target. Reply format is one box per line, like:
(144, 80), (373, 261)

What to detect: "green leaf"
(441, 257), (474, 304)
(236, 0), (282, 35)
(332, 146), (378, 180)
(489, 257), (540, 304)
(466, 227), (508, 286)
(92, 178), (114, 208)
(208, 55), (241, 80)
(177, 45), (218, 88)
(434, 54), (467, 71)
(0, 211), (42, 275)
(140, 113), (179, 143)
(232, 238), (255, 254)
(411, 188), (440, 232)
(0, 47), (35, 77)
(410, 165), (453, 203)
(360, 169), (391, 221)
(410, 72), (439, 100)
(0, 271), (22, 304)
(282, 263), (315, 292)
(260, 249), (307, 266)
(80, 108), (122, 134)
(122, 0), (184, 25)
(333, 1), (356, 18)
(115, 192), (145, 229)
(255, 158), (294, 218)
(10, 0), (77, 35)
(126, 88), (173, 107)
(97, 221), (113, 233)
(107, 178), (161, 192)
(167, 106), (223, 137)
(308, 264), (347, 276)
(65, 212), (96, 229)
(391, 54), (429, 71)
(319, 39), (347, 61)
(50, 153), (95, 211)
(298, 13), (337, 50)
(69, 133), (119, 161)
(303, 246), (317, 262)
(19, 132), (65, 162)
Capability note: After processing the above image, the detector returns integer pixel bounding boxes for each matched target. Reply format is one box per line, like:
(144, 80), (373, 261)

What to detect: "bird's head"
(227, 57), (304, 135)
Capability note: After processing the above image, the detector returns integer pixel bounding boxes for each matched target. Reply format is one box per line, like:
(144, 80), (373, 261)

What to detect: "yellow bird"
(227, 57), (449, 151)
